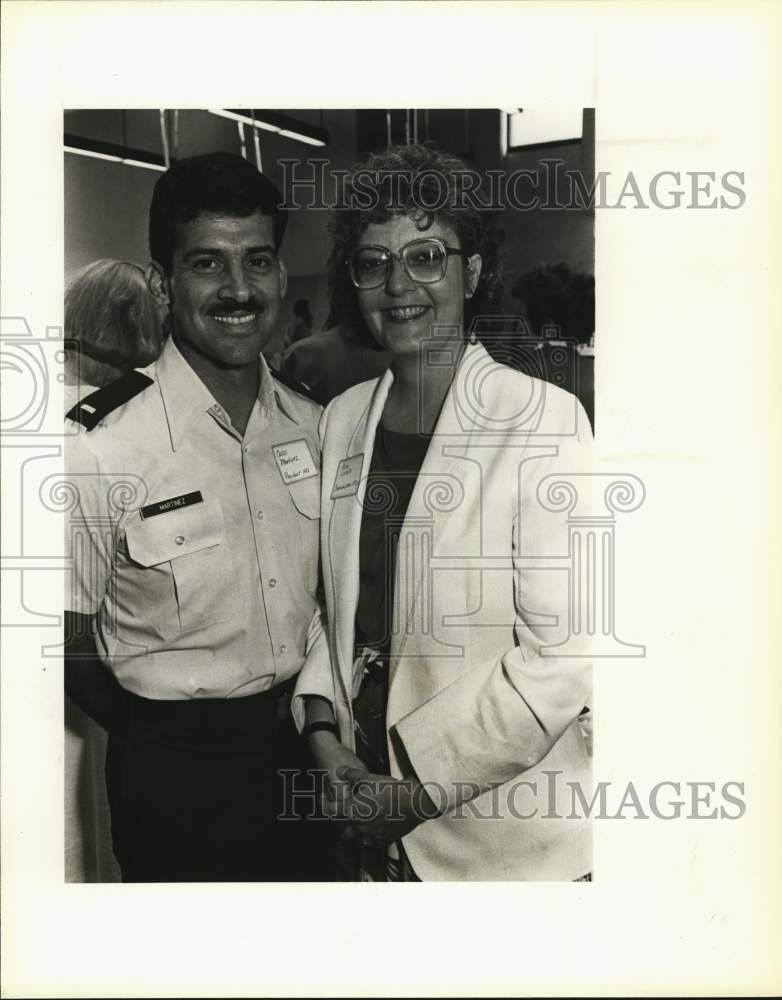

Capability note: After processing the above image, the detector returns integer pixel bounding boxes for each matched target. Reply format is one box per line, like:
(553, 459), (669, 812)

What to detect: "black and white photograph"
(62, 106), (596, 886)
(2, 2), (781, 997)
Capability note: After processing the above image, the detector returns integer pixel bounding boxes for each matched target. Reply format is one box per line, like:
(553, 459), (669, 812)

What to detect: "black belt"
(115, 679), (296, 751)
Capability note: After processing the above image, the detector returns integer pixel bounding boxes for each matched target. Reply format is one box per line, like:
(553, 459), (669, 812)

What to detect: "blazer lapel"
(330, 368), (395, 699)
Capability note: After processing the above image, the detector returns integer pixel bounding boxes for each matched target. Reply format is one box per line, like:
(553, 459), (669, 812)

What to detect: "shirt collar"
(155, 338), (296, 451)
(261, 353), (303, 426)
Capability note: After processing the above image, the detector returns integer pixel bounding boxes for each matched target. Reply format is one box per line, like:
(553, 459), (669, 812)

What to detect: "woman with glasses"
(293, 144), (593, 881)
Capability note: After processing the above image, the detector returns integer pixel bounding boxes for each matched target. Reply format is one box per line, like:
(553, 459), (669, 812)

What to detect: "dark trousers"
(105, 683), (334, 882)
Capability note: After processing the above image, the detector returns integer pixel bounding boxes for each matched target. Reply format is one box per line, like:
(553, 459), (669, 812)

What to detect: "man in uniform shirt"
(64, 152), (327, 881)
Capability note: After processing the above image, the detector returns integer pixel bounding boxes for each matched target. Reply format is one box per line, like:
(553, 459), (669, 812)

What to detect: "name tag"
(331, 454), (364, 499)
(140, 490), (203, 519)
(272, 438), (317, 484)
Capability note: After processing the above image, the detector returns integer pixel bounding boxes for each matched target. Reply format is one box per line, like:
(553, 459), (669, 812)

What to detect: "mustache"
(208, 300), (266, 317)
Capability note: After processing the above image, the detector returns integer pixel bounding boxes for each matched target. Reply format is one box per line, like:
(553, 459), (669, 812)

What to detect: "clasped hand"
(335, 766), (430, 845)
(310, 735), (435, 845)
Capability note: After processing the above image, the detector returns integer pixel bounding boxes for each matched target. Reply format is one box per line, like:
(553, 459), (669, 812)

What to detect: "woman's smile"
(381, 305), (431, 323)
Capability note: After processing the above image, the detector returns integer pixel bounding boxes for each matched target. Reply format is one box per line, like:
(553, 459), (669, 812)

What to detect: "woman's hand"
(308, 731), (367, 818)
(336, 766), (441, 845)
(302, 694), (365, 815)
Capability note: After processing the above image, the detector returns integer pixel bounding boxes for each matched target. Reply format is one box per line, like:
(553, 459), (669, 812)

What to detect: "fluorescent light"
(208, 108), (280, 133)
(254, 121), (283, 136)
(65, 145), (122, 163)
(65, 146), (167, 172)
(277, 128), (325, 147)
(64, 132), (168, 171)
(121, 158), (167, 172)
(206, 109), (328, 147)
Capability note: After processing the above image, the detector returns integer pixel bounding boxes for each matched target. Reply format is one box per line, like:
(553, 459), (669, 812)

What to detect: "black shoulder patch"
(65, 370), (154, 430)
(270, 364), (317, 403)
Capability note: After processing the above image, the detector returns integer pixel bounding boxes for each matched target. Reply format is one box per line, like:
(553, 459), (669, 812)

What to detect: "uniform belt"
(115, 679), (295, 750)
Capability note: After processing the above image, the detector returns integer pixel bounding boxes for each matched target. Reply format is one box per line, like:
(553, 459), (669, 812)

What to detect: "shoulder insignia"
(270, 365), (317, 403)
(65, 370), (154, 430)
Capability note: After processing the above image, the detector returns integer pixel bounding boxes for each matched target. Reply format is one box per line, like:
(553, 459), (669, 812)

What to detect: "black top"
(354, 422), (432, 652)
(353, 421), (432, 775)
(351, 420), (434, 882)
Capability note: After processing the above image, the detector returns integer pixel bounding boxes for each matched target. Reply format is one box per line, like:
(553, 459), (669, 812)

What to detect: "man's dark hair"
(149, 152), (288, 275)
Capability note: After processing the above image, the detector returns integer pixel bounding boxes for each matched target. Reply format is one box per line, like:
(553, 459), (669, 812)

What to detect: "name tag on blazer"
(331, 454), (364, 499)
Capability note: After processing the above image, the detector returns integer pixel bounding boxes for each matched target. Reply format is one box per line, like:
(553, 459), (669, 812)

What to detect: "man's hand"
(337, 766), (440, 845)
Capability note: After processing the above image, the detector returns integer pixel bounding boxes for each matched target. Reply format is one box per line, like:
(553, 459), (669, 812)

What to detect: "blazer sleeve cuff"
(391, 649), (591, 815)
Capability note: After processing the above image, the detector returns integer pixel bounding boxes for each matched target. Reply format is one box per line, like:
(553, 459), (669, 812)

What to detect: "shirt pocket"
(124, 497), (235, 635)
(287, 477), (321, 520)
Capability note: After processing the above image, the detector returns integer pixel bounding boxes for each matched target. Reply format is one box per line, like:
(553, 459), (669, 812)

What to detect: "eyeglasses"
(346, 237), (469, 290)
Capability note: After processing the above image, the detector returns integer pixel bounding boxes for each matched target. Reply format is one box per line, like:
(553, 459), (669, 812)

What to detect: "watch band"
(301, 720), (340, 742)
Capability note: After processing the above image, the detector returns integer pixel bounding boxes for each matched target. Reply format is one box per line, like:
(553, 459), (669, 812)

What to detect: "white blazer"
(294, 341), (594, 880)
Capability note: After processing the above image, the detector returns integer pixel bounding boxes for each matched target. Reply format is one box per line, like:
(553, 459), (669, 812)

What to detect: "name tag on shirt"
(271, 439), (317, 484)
(331, 454), (364, 499)
(140, 490), (203, 519)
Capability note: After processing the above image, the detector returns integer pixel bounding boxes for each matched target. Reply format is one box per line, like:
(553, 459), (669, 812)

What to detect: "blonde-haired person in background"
(63, 258), (164, 409)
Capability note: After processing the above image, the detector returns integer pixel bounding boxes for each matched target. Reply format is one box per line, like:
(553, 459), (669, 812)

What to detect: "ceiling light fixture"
(64, 145), (122, 164)
(63, 133), (167, 171)
(206, 109), (328, 147)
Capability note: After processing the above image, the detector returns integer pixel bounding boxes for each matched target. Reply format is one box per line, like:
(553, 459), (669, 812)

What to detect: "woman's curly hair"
(327, 143), (504, 348)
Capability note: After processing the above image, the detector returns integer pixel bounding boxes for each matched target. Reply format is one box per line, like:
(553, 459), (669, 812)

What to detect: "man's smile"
(210, 310), (262, 326)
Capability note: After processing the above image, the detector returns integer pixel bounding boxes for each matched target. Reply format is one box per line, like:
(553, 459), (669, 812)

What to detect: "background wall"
(64, 107), (595, 336)
(64, 109), (358, 335)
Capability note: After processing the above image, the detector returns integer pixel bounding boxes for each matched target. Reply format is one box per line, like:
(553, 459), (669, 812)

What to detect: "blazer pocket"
(124, 498), (235, 634)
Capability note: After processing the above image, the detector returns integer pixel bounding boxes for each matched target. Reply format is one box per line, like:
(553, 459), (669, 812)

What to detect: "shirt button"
(175, 535), (186, 545)
(256, 510), (264, 520)
(269, 578), (277, 588)
(279, 644), (287, 654)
